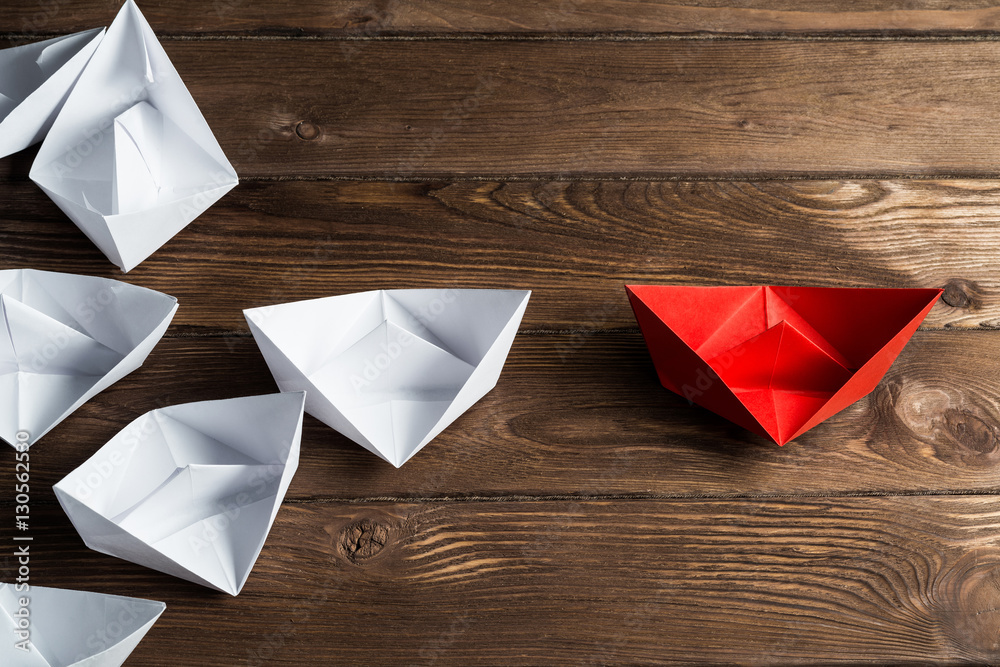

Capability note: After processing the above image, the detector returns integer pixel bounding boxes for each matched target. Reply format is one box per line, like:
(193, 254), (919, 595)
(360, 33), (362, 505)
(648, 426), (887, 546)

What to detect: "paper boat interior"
(246, 289), (531, 467)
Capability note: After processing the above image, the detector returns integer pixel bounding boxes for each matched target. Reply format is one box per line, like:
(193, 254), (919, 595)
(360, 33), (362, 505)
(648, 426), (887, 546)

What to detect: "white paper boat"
(0, 583), (164, 667)
(54, 392), (305, 596)
(30, 0), (238, 272)
(245, 289), (530, 467)
(0, 269), (177, 449)
(0, 28), (105, 159)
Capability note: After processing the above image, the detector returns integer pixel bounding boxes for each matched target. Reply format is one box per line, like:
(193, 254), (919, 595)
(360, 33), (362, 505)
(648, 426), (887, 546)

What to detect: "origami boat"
(626, 285), (943, 445)
(0, 269), (177, 449)
(54, 392), (305, 596)
(0, 583), (164, 667)
(0, 28), (104, 158)
(245, 289), (531, 467)
(30, 0), (238, 272)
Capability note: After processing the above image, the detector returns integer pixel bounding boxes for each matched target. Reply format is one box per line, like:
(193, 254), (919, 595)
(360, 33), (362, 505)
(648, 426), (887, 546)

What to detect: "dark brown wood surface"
(8, 41), (1000, 179)
(15, 496), (1000, 665)
(3, 1), (1000, 665)
(2, 179), (998, 330)
(9, 0), (1000, 36)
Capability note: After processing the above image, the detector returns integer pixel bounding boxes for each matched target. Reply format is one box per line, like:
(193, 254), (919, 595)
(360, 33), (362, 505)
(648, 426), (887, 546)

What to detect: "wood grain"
(10, 330), (1000, 500)
(9, 0), (1000, 36)
(1, 179), (994, 330)
(9, 495), (1000, 664)
(6, 40), (1000, 179)
(4, 3), (1000, 665)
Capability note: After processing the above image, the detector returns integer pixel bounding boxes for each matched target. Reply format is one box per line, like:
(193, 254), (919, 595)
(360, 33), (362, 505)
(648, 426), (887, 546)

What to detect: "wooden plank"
(5, 41), (1000, 179)
(1, 179), (994, 330)
(11, 495), (1000, 664)
(18, 330), (1000, 499)
(8, 0), (1000, 36)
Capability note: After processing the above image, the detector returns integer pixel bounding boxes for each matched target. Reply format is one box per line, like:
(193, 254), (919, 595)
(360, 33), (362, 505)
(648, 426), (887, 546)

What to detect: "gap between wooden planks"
(10, 495), (1000, 664)
(3, 40), (1000, 179)
(12, 330), (1000, 500)
(0, 179), (994, 329)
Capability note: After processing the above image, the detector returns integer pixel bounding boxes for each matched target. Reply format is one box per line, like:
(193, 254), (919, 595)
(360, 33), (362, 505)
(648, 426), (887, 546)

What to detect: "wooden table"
(4, 1), (1000, 664)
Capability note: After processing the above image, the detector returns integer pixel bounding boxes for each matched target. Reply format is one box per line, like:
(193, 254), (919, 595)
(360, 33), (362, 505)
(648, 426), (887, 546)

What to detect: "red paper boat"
(625, 285), (943, 445)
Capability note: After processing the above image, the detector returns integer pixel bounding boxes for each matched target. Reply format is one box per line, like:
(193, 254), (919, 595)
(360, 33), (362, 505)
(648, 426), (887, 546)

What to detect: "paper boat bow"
(54, 392), (305, 596)
(0, 583), (164, 667)
(0, 269), (177, 449)
(30, 0), (238, 272)
(245, 289), (531, 467)
(0, 28), (104, 158)
(626, 285), (942, 445)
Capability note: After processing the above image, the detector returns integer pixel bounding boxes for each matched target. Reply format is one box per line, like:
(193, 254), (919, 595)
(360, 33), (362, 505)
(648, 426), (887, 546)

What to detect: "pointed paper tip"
(117, 0), (155, 83)
(624, 284), (659, 302)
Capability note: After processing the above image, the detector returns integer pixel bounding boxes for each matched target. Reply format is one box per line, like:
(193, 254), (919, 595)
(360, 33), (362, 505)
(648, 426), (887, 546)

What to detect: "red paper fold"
(625, 285), (943, 445)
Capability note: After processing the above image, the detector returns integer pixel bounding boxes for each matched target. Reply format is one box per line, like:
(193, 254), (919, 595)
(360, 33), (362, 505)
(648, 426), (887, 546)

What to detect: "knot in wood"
(340, 519), (389, 563)
(888, 380), (1000, 461)
(295, 121), (321, 141)
(944, 408), (997, 454)
(942, 549), (1000, 654)
(941, 279), (981, 310)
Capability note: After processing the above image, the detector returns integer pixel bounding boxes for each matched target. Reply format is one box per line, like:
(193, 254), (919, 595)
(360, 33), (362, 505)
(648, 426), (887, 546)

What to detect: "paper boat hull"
(54, 392), (305, 595)
(245, 289), (531, 467)
(29, 0), (238, 272)
(0, 268), (177, 449)
(0, 28), (104, 158)
(0, 583), (164, 667)
(626, 285), (943, 445)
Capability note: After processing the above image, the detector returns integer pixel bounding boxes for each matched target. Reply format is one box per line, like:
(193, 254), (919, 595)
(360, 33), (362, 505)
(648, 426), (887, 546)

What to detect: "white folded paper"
(0, 28), (104, 159)
(54, 392), (305, 596)
(0, 583), (164, 667)
(245, 289), (530, 467)
(0, 269), (177, 449)
(30, 0), (238, 272)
